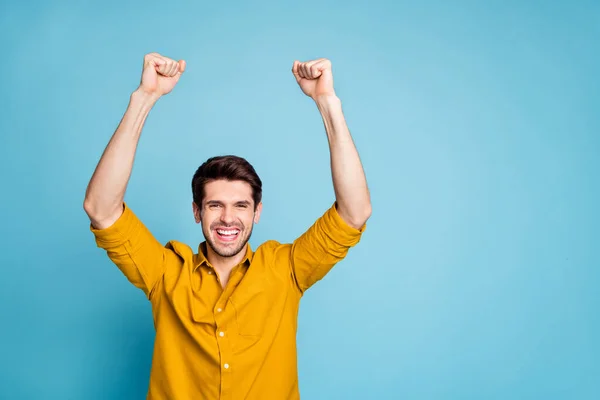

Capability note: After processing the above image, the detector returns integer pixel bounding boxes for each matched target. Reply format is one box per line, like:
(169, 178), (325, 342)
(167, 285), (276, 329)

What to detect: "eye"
(237, 204), (248, 209)
(208, 203), (221, 209)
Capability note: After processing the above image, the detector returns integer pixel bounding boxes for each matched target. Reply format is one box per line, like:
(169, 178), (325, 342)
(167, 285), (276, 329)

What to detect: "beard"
(203, 220), (254, 258)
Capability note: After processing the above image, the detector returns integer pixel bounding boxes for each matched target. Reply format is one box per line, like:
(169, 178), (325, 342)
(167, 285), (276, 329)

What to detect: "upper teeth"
(217, 229), (238, 235)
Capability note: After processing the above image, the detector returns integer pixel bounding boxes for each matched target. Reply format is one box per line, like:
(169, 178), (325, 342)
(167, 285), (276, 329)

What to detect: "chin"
(214, 245), (242, 258)
(203, 225), (254, 259)
(207, 236), (247, 258)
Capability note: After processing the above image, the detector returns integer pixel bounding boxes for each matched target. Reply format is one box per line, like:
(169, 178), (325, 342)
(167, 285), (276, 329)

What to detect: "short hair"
(192, 155), (262, 209)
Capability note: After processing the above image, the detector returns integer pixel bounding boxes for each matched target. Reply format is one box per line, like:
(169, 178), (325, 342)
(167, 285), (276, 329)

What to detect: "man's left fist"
(292, 58), (336, 100)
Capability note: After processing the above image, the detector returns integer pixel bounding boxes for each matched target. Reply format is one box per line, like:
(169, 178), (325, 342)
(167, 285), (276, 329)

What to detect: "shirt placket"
(212, 265), (244, 400)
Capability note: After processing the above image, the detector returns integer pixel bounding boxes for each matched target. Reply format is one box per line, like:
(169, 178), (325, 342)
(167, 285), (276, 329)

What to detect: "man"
(84, 52), (371, 400)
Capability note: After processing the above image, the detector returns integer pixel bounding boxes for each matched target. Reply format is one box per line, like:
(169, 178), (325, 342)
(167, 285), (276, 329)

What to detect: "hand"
(139, 53), (186, 98)
(292, 58), (335, 100)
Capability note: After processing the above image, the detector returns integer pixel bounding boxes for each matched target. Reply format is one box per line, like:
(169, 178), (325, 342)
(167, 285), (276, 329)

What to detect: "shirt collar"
(193, 241), (254, 271)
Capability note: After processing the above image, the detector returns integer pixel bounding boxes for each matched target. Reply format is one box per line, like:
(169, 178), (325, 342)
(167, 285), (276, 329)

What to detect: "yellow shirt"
(90, 202), (365, 399)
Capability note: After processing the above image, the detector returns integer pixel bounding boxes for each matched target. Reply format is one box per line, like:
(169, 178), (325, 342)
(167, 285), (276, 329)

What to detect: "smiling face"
(193, 179), (262, 258)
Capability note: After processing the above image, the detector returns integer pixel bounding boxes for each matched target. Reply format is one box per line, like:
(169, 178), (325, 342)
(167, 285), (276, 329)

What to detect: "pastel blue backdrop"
(1, 1), (598, 399)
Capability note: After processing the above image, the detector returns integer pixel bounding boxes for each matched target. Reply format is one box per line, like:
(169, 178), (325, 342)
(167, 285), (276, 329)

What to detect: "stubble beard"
(203, 220), (254, 258)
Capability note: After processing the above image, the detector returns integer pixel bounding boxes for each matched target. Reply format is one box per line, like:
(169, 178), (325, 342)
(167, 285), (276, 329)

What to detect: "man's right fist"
(139, 53), (186, 98)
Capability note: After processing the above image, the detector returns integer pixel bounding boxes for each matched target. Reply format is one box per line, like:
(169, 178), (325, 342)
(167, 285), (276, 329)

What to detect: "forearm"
(84, 89), (159, 228)
(315, 95), (371, 229)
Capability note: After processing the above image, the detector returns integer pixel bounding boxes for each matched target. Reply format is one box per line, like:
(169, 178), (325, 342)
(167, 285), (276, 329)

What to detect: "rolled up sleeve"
(289, 202), (366, 293)
(90, 203), (168, 298)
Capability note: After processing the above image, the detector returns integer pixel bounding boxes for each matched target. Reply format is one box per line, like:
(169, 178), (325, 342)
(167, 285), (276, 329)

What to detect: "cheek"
(200, 213), (216, 229)
(244, 213), (257, 227)
(232, 212), (249, 227)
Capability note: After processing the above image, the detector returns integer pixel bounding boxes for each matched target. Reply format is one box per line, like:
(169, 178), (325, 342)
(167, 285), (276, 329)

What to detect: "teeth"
(217, 229), (239, 236)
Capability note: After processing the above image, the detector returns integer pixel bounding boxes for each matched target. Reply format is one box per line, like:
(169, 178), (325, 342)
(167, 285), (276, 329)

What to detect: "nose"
(220, 206), (235, 225)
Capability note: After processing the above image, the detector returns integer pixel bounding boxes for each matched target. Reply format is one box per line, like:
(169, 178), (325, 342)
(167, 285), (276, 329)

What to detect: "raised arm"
(84, 53), (186, 298)
(83, 53), (186, 228)
(292, 58), (371, 228)
(283, 59), (371, 294)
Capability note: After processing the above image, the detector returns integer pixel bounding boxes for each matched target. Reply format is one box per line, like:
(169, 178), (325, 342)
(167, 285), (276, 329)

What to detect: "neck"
(206, 243), (247, 277)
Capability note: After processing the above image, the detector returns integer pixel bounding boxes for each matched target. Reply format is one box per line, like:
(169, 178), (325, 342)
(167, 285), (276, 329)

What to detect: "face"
(193, 179), (262, 258)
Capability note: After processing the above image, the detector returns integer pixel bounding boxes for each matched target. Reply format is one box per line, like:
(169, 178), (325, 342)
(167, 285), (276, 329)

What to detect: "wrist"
(314, 93), (340, 105)
(131, 87), (161, 105)
(314, 94), (342, 117)
(314, 94), (341, 112)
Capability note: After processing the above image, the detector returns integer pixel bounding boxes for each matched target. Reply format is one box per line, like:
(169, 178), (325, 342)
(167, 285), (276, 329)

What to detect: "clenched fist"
(292, 58), (335, 100)
(139, 53), (186, 98)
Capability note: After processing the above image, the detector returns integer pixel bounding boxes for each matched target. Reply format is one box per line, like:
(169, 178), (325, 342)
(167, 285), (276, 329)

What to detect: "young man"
(84, 52), (371, 400)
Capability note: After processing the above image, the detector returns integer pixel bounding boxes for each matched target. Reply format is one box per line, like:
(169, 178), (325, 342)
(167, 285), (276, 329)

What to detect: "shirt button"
(219, 331), (225, 337)
(224, 363), (229, 369)
(208, 271), (212, 275)
(217, 308), (222, 313)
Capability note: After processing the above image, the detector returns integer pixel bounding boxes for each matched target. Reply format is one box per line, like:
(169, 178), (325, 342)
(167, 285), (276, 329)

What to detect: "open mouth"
(215, 228), (240, 242)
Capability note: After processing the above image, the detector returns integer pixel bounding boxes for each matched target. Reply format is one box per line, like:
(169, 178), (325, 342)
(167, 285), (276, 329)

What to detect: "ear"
(192, 201), (201, 223)
(253, 202), (263, 224)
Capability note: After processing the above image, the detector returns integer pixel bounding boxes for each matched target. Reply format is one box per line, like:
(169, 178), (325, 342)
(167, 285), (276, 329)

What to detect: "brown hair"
(192, 155), (262, 209)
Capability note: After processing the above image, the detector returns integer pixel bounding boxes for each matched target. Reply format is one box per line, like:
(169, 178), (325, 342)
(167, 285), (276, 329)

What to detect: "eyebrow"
(205, 200), (252, 206)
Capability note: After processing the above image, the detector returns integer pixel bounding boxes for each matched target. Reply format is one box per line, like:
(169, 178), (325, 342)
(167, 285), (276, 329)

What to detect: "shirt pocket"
(230, 281), (271, 337)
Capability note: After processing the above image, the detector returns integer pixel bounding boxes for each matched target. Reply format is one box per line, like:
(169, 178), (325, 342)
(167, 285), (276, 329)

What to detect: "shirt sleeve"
(289, 202), (366, 293)
(89, 203), (170, 298)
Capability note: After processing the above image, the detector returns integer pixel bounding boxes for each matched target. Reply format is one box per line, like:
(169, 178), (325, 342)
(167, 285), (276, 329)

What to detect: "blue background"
(1, 0), (599, 398)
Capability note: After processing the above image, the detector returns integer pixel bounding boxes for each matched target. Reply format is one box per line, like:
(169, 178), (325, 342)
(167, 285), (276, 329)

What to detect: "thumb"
(178, 60), (186, 73)
(291, 60), (302, 83)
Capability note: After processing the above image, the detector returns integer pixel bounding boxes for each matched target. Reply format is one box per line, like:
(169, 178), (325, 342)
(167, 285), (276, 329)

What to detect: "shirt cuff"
(89, 203), (136, 248)
(322, 202), (367, 246)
